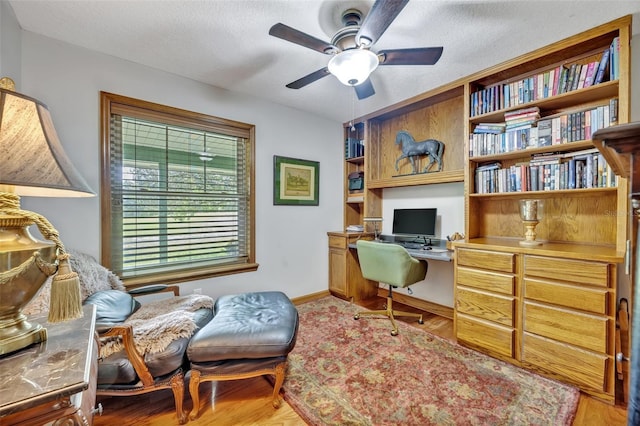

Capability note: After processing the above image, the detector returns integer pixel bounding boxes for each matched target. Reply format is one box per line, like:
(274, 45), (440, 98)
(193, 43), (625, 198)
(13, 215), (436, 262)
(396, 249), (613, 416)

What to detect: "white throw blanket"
(99, 294), (213, 358)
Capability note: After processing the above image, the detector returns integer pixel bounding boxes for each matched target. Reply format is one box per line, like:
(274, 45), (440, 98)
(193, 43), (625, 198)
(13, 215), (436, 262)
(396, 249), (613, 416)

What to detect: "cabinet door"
(328, 247), (348, 298)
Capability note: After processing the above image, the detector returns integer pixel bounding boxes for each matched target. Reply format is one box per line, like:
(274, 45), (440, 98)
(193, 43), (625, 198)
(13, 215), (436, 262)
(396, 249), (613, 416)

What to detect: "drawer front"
(328, 235), (347, 249)
(457, 249), (515, 273)
(457, 267), (515, 295)
(456, 287), (514, 327)
(524, 255), (608, 287)
(524, 278), (608, 314)
(524, 301), (608, 353)
(523, 332), (607, 392)
(456, 314), (514, 358)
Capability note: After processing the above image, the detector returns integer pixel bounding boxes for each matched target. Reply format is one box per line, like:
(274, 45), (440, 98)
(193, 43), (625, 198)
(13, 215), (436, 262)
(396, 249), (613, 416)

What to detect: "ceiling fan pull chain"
(350, 89), (356, 132)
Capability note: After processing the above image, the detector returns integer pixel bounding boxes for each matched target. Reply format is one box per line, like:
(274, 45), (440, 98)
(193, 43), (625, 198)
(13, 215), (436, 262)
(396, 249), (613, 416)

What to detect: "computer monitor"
(392, 208), (437, 240)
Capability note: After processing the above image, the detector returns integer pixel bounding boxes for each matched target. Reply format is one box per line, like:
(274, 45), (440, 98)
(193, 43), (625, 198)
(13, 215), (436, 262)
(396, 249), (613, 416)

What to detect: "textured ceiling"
(8, 0), (640, 123)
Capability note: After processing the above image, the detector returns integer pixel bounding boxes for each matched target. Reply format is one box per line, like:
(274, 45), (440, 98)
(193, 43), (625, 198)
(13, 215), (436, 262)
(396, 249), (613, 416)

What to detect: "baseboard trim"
(377, 288), (453, 320)
(292, 290), (331, 305)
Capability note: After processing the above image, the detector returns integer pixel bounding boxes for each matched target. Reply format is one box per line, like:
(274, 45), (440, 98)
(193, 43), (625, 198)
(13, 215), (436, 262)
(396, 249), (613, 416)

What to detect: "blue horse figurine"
(394, 130), (445, 174)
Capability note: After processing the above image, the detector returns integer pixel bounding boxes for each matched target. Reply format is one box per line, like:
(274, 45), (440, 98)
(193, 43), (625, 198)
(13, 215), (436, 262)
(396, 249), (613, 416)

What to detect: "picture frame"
(273, 155), (319, 206)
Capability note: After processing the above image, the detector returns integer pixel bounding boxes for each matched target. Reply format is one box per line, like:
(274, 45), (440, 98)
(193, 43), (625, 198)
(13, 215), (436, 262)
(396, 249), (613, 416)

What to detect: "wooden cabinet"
(522, 255), (616, 401)
(453, 15), (631, 404)
(0, 305), (99, 425)
(327, 232), (377, 301)
(455, 248), (517, 360)
(454, 241), (619, 402)
(591, 122), (640, 409)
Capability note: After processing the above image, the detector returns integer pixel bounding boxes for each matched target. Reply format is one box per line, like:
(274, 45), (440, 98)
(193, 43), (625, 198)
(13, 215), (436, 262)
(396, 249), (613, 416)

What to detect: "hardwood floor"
(94, 296), (627, 425)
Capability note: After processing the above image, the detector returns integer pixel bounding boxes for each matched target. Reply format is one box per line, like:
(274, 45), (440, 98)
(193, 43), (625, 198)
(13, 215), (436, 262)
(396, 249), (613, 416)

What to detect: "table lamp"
(518, 199), (543, 247)
(0, 78), (94, 355)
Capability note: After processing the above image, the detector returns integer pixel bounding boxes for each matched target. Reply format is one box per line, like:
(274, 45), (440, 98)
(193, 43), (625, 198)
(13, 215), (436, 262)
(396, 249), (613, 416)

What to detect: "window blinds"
(108, 112), (250, 279)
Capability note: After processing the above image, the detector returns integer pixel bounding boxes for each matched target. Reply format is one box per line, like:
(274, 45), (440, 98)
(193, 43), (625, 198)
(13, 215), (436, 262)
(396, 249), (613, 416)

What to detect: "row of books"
(474, 149), (617, 194)
(469, 102), (616, 157)
(345, 137), (364, 159)
(469, 37), (619, 117)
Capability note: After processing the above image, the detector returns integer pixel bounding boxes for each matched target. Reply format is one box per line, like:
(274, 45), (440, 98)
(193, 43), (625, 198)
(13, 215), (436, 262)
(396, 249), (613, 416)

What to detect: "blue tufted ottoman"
(186, 291), (299, 420)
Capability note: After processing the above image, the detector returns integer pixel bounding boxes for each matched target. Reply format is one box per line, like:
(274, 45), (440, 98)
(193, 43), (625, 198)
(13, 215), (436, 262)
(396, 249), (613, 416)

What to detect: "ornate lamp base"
(0, 210), (57, 356)
(0, 316), (48, 356)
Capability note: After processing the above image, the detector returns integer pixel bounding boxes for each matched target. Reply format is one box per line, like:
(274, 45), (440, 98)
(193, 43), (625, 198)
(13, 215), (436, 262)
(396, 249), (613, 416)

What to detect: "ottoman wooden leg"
(189, 370), (202, 421)
(271, 361), (287, 408)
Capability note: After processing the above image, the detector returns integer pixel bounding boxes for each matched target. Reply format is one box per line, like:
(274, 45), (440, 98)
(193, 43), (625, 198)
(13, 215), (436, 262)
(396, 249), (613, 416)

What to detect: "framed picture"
(273, 155), (319, 206)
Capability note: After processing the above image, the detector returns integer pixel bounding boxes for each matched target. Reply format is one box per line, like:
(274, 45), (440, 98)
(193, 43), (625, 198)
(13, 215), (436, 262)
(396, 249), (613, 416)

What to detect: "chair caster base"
(391, 330), (399, 336)
(354, 314), (360, 320)
(418, 318), (424, 324)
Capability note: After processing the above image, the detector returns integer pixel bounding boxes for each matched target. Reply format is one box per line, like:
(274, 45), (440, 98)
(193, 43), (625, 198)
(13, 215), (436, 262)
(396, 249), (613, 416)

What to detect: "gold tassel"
(48, 254), (83, 323)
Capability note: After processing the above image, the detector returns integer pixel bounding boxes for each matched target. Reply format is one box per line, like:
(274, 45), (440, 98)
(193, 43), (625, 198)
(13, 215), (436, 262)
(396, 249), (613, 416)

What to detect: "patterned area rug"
(282, 296), (579, 426)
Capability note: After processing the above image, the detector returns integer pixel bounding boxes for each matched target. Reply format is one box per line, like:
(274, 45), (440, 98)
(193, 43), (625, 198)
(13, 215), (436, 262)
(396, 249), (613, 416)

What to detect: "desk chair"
(355, 240), (428, 336)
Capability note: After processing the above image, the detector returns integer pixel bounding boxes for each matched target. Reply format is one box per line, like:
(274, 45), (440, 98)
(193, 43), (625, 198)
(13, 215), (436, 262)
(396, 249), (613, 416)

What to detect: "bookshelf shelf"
(470, 140), (594, 162)
(345, 156), (365, 164)
(469, 80), (619, 124)
(468, 186), (617, 200)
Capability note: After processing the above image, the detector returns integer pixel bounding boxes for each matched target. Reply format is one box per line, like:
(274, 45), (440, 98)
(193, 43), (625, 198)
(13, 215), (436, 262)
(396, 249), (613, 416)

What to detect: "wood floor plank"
(93, 295), (627, 425)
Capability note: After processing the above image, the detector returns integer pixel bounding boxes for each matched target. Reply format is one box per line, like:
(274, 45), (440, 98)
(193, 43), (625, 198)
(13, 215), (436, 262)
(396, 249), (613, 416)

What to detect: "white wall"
(17, 31), (344, 300)
(0, 0), (21, 85)
(380, 183), (464, 308)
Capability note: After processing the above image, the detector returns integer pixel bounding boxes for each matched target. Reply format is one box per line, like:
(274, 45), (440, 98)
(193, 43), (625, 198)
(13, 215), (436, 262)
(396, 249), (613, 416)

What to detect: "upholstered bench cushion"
(187, 291), (298, 363)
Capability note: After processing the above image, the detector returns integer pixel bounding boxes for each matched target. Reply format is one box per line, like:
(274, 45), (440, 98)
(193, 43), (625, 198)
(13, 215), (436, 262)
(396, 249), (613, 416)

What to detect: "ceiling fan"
(269, 0), (443, 100)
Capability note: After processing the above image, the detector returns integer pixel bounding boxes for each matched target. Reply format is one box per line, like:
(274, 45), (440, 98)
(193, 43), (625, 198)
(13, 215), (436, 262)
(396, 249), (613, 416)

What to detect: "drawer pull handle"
(616, 352), (630, 363)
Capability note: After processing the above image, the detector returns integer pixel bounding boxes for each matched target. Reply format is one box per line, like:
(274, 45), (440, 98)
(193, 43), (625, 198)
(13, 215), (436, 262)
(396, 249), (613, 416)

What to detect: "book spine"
(594, 47), (610, 84)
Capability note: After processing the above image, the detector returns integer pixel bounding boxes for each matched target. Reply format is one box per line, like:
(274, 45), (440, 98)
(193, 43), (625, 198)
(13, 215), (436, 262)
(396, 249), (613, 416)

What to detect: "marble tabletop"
(0, 304), (97, 416)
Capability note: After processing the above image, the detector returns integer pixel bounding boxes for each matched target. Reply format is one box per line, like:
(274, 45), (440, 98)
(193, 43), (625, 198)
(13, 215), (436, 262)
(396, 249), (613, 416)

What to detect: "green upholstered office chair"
(355, 240), (428, 336)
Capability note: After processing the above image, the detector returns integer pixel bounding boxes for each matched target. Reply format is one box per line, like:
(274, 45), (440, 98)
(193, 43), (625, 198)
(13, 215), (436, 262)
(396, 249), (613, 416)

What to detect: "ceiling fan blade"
(285, 67), (331, 89)
(269, 23), (337, 54)
(356, 0), (409, 46)
(378, 47), (444, 66)
(355, 79), (375, 100)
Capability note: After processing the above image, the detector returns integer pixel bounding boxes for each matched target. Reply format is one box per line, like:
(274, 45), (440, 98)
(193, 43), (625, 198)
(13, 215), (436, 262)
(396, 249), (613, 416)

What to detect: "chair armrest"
(127, 284), (180, 297)
(99, 324), (154, 386)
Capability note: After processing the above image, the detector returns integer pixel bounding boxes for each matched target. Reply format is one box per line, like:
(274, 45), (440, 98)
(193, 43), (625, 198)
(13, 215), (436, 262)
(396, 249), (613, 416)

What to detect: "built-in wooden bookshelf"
(335, 14), (632, 404)
(455, 15), (632, 404)
(341, 82), (466, 232)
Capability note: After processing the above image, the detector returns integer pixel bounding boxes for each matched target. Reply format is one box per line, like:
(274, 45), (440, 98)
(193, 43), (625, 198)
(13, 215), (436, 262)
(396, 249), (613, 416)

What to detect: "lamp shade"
(0, 88), (93, 197)
(0, 83), (92, 354)
(328, 49), (379, 86)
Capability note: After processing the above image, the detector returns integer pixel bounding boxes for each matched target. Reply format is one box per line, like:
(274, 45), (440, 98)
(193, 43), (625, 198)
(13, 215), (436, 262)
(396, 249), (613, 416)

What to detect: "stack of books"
(504, 107), (540, 151)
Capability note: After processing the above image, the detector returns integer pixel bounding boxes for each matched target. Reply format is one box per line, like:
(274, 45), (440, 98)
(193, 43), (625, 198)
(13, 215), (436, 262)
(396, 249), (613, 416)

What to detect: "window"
(100, 92), (257, 285)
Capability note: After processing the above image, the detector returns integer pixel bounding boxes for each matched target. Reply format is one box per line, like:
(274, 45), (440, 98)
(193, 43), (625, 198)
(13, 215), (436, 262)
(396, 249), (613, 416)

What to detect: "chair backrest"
(356, 240), (427, 288)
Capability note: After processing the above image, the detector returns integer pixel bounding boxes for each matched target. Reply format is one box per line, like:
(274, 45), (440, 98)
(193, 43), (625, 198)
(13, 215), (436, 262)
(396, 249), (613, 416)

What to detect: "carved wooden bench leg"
(188, 369), (202, 420)
(170, 372), (187, 425)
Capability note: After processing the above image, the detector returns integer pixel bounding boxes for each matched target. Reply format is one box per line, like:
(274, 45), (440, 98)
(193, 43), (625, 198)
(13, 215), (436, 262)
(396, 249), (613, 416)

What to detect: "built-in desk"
(328, 232), (455, 319)
(347, 239), (453, 262)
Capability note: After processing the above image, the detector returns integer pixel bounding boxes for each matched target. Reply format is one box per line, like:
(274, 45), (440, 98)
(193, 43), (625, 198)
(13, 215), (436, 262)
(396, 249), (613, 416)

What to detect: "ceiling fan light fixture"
(328, 48), (378, 86)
